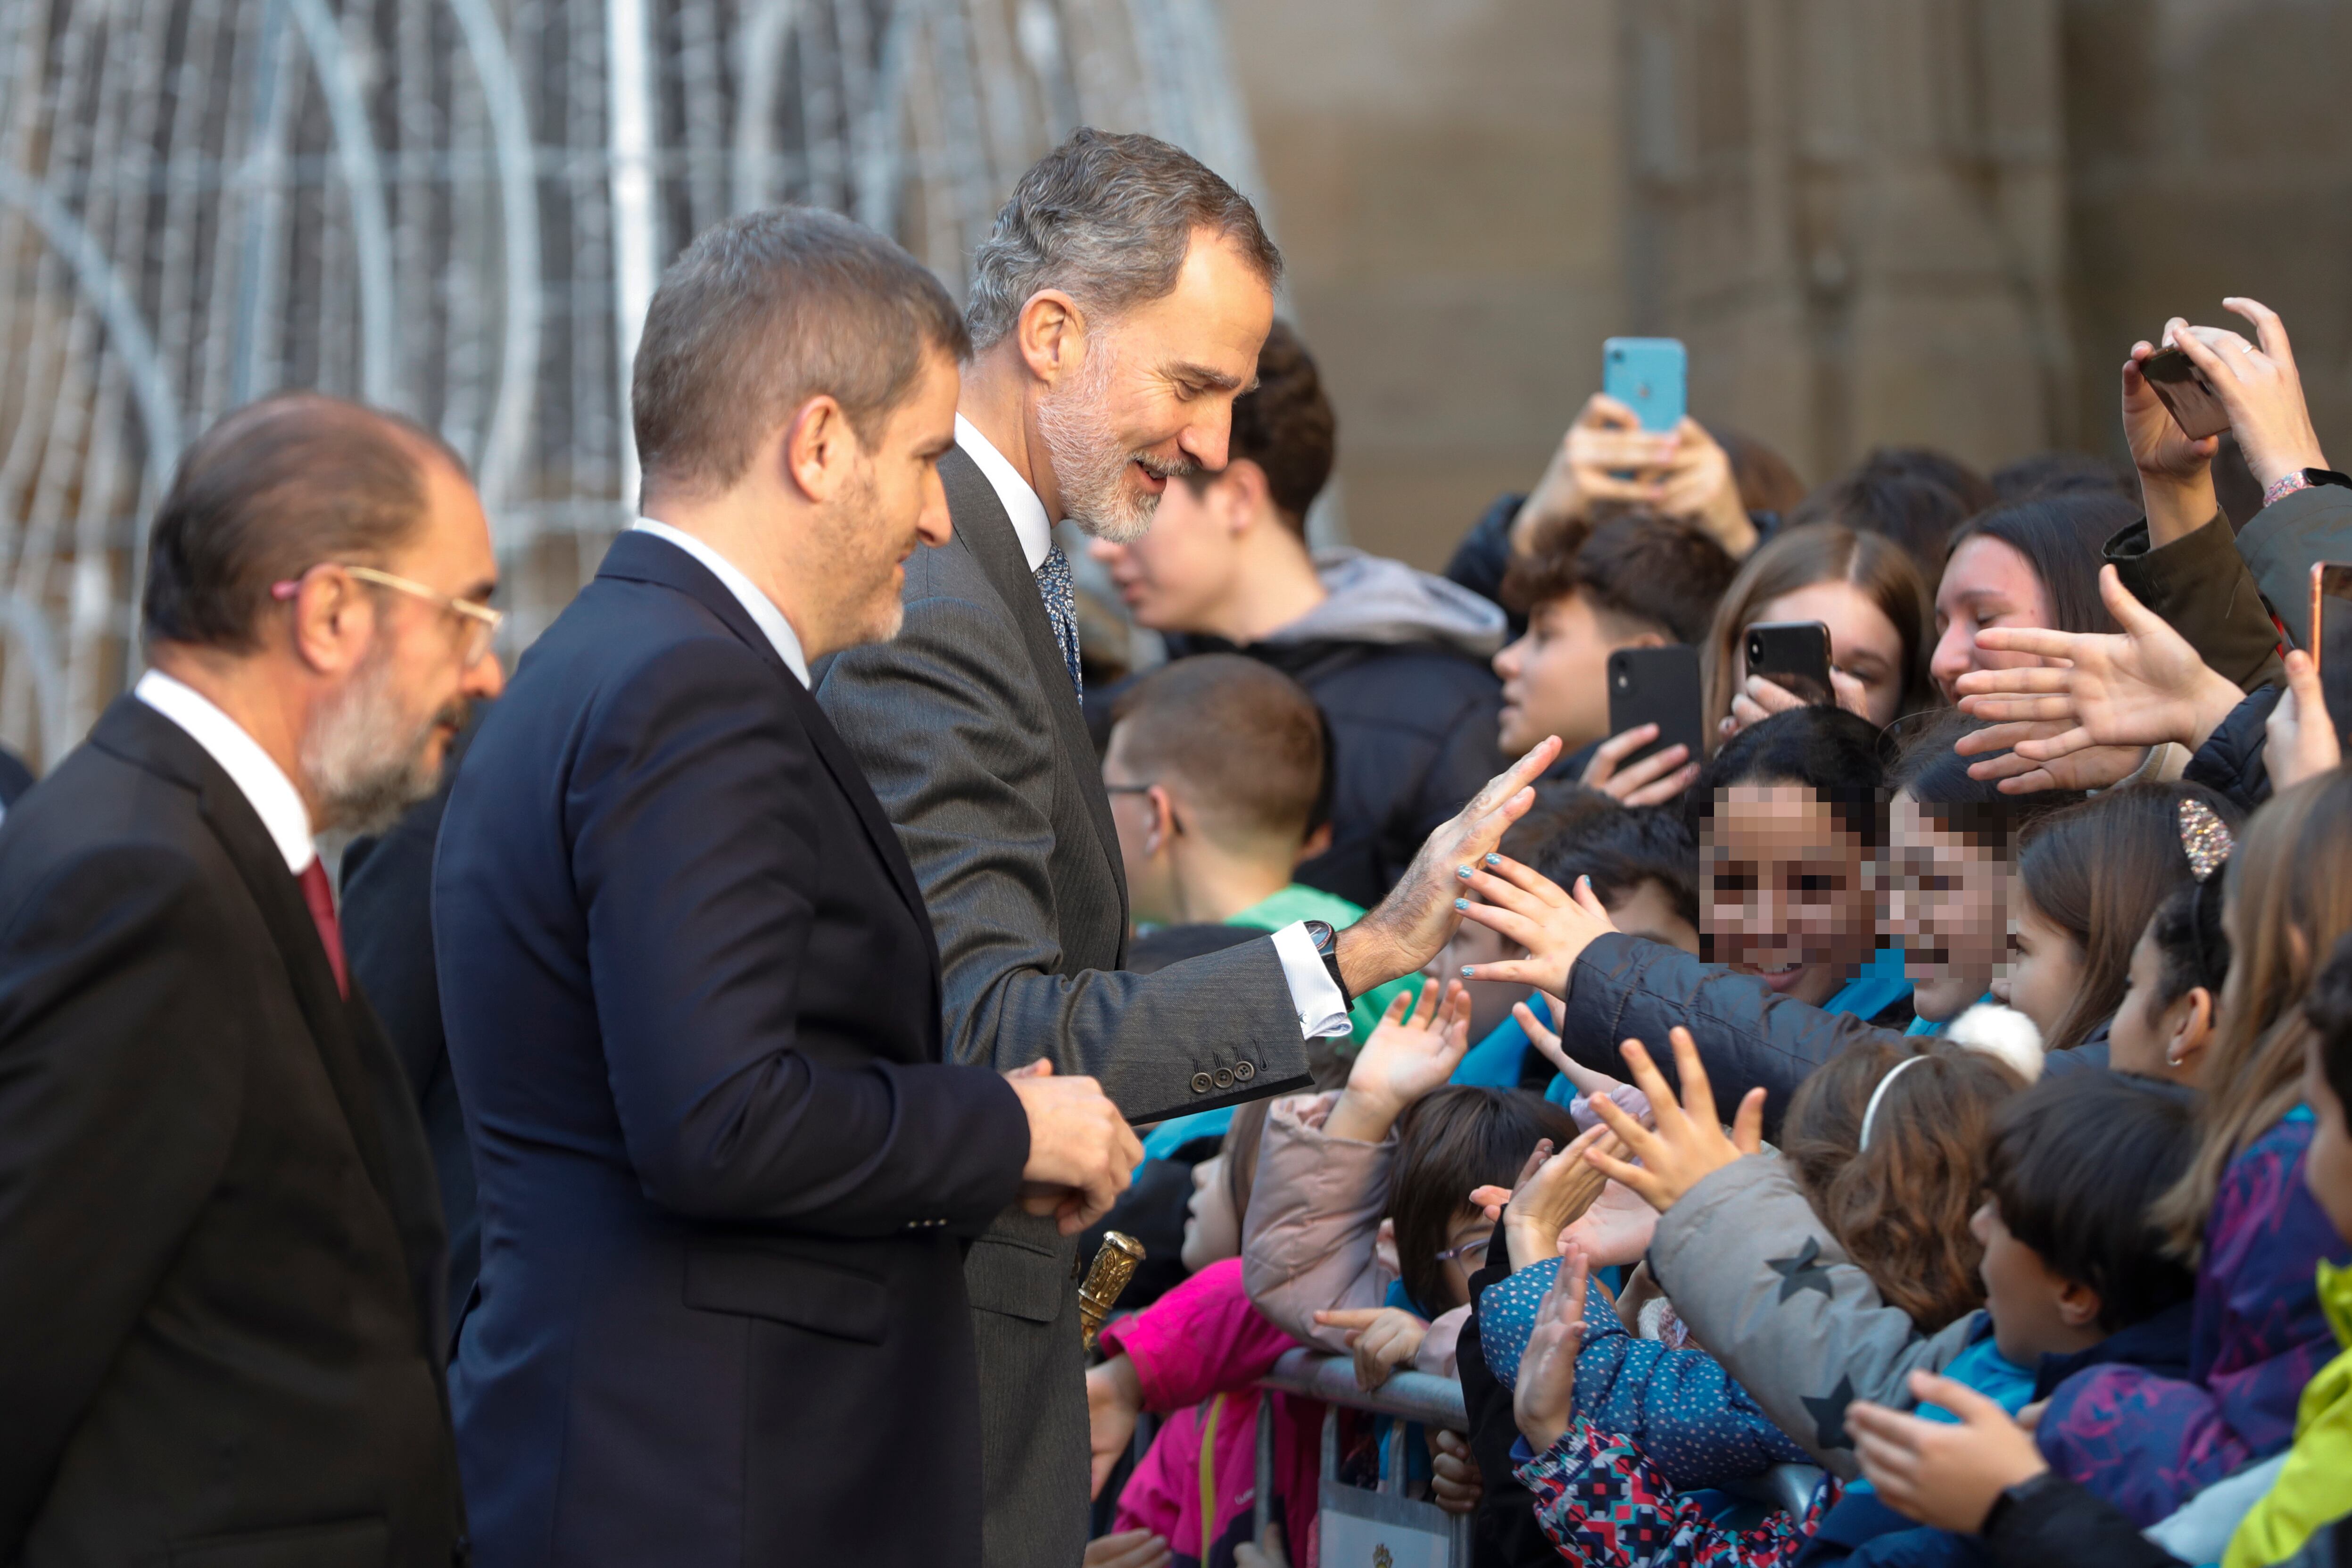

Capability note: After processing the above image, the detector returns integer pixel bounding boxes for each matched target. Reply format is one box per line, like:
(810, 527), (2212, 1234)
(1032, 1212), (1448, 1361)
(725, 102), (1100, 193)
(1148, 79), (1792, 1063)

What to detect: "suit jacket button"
(1190, 1071), (1213, 1094)
(1234, 1061), (1256, 1082)
(1212, 1067), (1234, 1089)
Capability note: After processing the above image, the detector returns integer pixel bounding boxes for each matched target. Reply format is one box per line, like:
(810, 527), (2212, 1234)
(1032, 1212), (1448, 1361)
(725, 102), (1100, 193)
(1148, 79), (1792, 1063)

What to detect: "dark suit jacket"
(434, 531), (1030, 1568)
(814, 445), (1316, 1563)
(0, 697), (464, 1567)
(343, 720), (481, 1335)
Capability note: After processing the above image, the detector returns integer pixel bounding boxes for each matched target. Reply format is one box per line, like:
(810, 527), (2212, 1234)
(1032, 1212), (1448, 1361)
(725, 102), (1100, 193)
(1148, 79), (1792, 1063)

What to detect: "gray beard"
(1035, 339), (1186, 544)
(300, 646), (456, 836)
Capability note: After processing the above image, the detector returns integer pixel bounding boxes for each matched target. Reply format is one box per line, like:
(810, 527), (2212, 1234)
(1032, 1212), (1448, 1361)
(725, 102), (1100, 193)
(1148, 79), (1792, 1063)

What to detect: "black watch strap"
(1303, 920), (1354, 1010)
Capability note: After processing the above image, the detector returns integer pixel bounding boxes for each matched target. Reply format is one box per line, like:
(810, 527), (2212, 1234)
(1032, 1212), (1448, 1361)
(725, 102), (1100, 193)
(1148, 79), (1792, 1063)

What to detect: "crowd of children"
(1079, 296), (2352, 1568)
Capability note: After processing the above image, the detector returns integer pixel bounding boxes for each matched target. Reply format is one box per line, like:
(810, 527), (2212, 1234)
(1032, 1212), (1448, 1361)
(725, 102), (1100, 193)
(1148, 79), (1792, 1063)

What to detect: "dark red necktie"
(298, 858), (349, 999)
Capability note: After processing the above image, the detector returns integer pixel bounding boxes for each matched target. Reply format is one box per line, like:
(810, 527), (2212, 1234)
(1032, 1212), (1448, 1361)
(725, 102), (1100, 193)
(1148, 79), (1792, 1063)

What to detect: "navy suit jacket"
(434, 531), (1031, 1567)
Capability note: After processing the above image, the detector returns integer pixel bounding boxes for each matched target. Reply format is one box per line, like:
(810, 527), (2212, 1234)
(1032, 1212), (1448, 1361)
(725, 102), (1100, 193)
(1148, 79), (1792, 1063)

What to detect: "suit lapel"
(87, 700), (402, 1217)
(938, 446), (1129, 915)
(596, 531), (942, 953)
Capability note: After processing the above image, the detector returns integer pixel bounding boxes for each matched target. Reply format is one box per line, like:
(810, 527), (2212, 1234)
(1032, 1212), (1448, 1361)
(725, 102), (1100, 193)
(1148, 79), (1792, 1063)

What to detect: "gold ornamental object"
(1078, 1232), (1146, 1350)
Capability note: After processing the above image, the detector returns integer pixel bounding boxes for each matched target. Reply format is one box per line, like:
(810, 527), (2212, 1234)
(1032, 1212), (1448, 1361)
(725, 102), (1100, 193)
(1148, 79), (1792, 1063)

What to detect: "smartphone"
(2141, 344), (2231, 441)
(1744, 620), (1835, 708)
(2309, 562), (2352, 744)
(1603, 337), (1687, 433)
(1607, 645), (1705, 776)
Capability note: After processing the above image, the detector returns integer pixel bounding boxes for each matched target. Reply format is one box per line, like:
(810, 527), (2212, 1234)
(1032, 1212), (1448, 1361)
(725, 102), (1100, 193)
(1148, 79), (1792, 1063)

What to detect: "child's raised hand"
(1454, 857), (1619, 996)
(1561, 1176), (1661, 1268)
(1512, 1243), (1593, 1452)
(1325, 980), (1474, 1143)
(1583, 1028), (1766, 1213)
(1847, 1370), (2049, 1534)
(1496, 1123), (1619, 1270)
(1314, 1305), (1430, 1392)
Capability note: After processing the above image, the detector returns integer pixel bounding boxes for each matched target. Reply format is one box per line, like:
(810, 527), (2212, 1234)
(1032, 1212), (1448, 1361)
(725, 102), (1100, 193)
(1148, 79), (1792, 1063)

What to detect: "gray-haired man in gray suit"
(815, 129), (1560, 1565)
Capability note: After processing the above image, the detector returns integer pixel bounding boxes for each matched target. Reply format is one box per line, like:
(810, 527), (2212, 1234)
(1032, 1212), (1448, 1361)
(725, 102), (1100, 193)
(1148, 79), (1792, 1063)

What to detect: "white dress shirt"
(952, 417), (1350, 1040)
(134, 668), (316, 874)
(630, 518), (812, 688)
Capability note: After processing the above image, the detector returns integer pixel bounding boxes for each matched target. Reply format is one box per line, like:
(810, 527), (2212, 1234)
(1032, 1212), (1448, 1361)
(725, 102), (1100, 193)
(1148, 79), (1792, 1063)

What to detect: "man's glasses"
(273, 564), (503, 666)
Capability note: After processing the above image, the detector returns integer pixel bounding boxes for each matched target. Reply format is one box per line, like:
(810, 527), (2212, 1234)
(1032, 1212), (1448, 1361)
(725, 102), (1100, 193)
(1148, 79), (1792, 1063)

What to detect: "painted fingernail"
(1456, 864), (1473, 879)
(1460, 965), (1477, 977)
(1454, 897), (1469, 911)
(1484, 853), (1502, 866)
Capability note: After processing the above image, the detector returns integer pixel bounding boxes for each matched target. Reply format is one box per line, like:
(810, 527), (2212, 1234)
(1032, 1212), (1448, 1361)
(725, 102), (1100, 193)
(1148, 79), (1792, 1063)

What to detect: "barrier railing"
(1244, 1349), (1825, 1567)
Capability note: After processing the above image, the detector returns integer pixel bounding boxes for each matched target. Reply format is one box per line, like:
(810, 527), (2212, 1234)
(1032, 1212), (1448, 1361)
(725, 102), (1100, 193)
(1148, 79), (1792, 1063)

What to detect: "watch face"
(1303, 920), (1335, 953)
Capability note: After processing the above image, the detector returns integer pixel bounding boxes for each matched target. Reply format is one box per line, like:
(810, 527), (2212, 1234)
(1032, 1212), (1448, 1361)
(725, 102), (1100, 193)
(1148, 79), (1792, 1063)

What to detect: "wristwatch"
(1301, 920), (1354, 1010)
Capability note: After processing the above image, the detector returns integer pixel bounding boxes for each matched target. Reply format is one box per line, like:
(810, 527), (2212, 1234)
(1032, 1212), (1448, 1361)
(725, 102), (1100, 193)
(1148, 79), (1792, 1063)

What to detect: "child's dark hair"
(2303, 931), (2352, 1119)
(1534, 802), (1700, 932)
(1689, 705), (1887, 850)
(1885, 708), (2087, 851)
(2015, 781), (2243, 1054)
(1501, 511), (1735, 645)
(2146, 881), (2231, 1017)
(1781, 1040), (2025, 1331)
(1390, 1086), (1578, 1316)
(1987, 1072), (2199, 1333)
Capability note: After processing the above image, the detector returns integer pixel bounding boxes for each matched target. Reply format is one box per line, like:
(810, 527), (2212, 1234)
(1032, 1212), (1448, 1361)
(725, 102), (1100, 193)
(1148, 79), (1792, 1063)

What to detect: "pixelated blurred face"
(1093, 472), (1243, 631)
(1885, 794), (2008, 1024)
(2300, 1037), (2352, 1245)
(1741, 581), (1908, 728)
(1181, 1153), (1239, 1271)
(1494, 591), (1622, 757)
(1931, 535), (2053, 702)
(1701, 784), (1876, 1009)
(1989, 888), (2084, 1045)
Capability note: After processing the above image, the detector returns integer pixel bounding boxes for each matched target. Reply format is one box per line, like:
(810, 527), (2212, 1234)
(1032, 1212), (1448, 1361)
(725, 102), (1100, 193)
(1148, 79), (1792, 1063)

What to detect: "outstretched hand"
(1952, 565), (2242, 792)
(1454, 857), (1619, 996)
(1847, 1370), (2048, 1534)
(1313, 1304), (1430, 1392)
(1513, 1244), (1594, 1452)
(1336, 740), (1564, 996)
(2268, 648), (2343, 793)
(1324, 981), (1474, 1143)
(1583, 1028), (1765, 1213)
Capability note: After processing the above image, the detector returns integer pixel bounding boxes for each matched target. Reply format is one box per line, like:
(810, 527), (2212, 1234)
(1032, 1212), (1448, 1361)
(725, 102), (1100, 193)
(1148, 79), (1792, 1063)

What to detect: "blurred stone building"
(0, 0), (2345, 763)
(1238, 0), (2352, 568)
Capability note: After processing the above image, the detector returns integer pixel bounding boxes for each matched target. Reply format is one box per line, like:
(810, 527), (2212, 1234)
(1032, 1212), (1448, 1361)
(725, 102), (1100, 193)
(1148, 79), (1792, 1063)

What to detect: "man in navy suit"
(433, 208), (1141, 1567)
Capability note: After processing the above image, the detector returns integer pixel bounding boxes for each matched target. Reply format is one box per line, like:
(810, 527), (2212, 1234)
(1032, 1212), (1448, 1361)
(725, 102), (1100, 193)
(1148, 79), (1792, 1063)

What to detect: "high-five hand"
(1513, 1244), (1594, 1452)
(1583, 1028), (1765, 1213)
(1452, 856), (1619, 996)
(1325, 981), (1474, 1143)
(1333, 738), (1563, 996)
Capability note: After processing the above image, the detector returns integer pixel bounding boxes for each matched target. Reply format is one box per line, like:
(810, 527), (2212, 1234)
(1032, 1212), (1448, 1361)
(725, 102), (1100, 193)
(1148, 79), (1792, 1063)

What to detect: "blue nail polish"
(1460, 965), (1476, 977)
(1484, 853), (1501, 866)
(1456, 864), (1473, 879)
(1453, 897), (1469, 911)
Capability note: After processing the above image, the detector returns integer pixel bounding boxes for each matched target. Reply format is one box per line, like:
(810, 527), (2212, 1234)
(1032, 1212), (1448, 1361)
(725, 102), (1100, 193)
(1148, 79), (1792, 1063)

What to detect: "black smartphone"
(2310, 562), (2352, 744)
(2141, 344), (2231, 441)
(1606, 645), (1705, 773)
(1744, 621), (1834, 707)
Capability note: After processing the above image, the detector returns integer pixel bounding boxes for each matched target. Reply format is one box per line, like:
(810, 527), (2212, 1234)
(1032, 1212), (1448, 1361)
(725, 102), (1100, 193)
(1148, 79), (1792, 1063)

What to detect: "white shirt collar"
(629, 519), (811, 688)
(133, 668), (316, 874)
(955, 414), (1054, 572)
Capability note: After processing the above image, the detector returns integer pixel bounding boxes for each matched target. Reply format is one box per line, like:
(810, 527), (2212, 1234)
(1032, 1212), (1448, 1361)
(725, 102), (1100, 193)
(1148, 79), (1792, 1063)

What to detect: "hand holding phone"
(1603, 338), (1687, 434)
(1595, 646), (1704, 805)
(2139, 344), (2231, 442)
(1743, 621), (1834, 708)
(2307, 562), (2352, 747)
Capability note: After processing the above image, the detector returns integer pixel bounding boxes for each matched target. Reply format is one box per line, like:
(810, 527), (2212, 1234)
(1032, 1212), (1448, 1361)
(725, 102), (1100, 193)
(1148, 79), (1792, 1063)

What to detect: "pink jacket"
(1239, 1092), (1468, 1375)
(1101, 1258), (1321, 1567)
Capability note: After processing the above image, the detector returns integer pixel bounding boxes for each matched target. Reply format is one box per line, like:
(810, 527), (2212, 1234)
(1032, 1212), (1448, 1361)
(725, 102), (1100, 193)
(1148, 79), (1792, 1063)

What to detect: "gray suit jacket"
(814, 445), (1316, 1562)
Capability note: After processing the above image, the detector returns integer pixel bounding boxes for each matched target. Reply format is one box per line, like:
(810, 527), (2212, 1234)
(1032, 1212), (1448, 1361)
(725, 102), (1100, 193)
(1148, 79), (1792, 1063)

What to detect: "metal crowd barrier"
(1244, 1349), (1825, 1567)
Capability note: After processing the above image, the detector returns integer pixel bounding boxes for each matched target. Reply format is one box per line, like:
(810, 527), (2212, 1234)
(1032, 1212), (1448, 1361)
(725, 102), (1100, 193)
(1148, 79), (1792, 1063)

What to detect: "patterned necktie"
(297, 858), (349, 999)
(1034, 545), (1083, 697)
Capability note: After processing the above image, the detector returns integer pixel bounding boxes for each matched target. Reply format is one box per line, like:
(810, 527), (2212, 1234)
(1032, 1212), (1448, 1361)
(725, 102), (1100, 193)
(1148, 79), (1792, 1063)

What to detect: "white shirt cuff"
(1269, 921), (1354, 1040)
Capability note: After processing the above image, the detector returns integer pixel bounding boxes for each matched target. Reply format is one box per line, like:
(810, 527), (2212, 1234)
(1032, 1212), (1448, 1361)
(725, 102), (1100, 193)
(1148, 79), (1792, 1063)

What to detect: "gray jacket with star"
(1647, 1153), (1980, 1479)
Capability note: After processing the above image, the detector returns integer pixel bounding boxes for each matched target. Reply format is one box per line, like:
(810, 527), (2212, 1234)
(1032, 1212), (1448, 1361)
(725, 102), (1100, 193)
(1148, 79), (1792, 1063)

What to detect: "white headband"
(1858, 1054), (1930, 1152)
